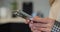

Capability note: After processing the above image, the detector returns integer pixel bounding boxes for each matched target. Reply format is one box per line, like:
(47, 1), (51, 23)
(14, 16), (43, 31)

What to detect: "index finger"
(33, 16), (48, 23)
(44, 17), (55, 23)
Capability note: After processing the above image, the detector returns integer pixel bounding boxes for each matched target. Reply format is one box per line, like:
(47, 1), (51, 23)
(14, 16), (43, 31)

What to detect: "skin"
(49, 0), (55, 6)
(26, 16), (55, 32)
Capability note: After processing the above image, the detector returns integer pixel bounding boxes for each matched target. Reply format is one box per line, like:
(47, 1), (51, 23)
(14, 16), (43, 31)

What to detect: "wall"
(0, 0), (14, 18)
(33, 0), (50, 17)
(17, 0), (50, 17)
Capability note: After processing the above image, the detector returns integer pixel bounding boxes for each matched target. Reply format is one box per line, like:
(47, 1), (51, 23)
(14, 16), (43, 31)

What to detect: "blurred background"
(0, 0), (50, 32)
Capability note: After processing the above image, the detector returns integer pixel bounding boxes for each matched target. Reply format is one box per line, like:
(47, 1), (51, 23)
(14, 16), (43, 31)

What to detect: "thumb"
(25, 18), (30, 24)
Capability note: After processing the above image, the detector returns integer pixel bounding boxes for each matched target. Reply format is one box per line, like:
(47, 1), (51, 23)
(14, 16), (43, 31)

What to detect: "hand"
(26, 16), (55, 32)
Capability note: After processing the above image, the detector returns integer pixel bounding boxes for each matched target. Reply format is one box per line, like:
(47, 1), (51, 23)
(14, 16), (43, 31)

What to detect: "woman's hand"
(26, 16), (55, 32)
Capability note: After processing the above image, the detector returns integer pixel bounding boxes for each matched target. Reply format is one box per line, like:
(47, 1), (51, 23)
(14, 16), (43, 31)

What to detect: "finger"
(33, 18), (48, 24)
(29, 21), (34, 27)
(33, 30), (41, 32)
(44, 17), (55, 23)
(29, 24), (38, 32)
(45, 17), (55, 21)
(33, 23), (52, 28)
(25, 19), (30, 24)
(25, 18), (34, 24)
(44, 18), (55, 28)
(30, 26), (41, 32)
(33, 17), (55, 24)
(29, 23), (51, 30)
(30, 26), (51, 32)
(33, 17), (53, 23)
(38, 28), (51, 32)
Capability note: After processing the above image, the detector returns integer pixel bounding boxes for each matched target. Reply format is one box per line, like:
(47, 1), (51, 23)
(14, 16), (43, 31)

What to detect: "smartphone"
(13, 10), (33, 20)
(19, 10), (32, 19)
